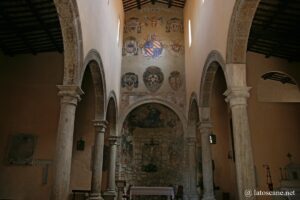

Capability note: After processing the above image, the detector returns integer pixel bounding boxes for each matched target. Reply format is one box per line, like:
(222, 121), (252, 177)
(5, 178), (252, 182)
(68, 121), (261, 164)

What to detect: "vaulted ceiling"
(248, 0), (300, 62)
(122, 0), (186, 12)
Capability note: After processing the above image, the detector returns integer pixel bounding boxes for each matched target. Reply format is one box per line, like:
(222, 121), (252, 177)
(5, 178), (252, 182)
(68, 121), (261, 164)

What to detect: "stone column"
(186, 137), (199, 200)
(52, 85), (84, 200)
(103, 136), (119, 199)
(90, 120), (108, 200)
(198, 122), (215, 200)
(224, 87), (256, 200)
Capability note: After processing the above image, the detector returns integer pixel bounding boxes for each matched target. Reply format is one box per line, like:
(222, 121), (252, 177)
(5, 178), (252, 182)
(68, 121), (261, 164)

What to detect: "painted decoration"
(124, 17), (142, 33)
(7, 134), (37, 165)
(143, 66), (164, 92)
(169, 71), (182, 90)
(144, 16), (163, 27)
(123, 37), (139, 56)
(142, 34), (163, 58)
(166, 18), (183, 33)
(169, 41), (184, 56)
(121, 72), (139, 91)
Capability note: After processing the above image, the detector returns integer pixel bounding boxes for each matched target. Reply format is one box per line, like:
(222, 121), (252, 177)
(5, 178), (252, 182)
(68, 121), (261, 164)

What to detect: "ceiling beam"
(0, 8), (36, 55)
(248, 0), (290, 49)
(25, 0), (62, 53)
(136, 0), (141, 9)
(168, 0), (172, 8)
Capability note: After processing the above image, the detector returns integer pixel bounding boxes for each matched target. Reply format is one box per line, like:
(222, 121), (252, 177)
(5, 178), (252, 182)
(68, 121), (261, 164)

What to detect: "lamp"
(209, 134), (216, 144)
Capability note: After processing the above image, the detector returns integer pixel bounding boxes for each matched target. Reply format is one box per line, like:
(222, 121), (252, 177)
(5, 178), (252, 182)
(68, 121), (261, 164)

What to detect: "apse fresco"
(119, 103), (184, 186)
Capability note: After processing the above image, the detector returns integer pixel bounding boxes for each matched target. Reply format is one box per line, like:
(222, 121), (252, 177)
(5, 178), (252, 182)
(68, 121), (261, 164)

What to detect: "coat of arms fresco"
(121, 72), (139, 91)
(123, 37), (139, 56)
(143, 66), (164, 92)
(142, 34), (164, 58)
(168, 71), (182, 90)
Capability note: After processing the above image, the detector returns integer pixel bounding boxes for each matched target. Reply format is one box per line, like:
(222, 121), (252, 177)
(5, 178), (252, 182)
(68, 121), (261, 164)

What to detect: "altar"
(130, 186), (175, 200)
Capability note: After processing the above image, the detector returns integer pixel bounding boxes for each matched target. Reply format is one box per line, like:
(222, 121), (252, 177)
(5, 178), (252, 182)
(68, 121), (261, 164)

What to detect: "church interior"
(0, 0), (299, 200)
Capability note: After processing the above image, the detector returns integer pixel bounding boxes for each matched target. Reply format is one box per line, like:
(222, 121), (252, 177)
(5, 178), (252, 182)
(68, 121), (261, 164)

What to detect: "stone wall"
(121, 4), (186, 111)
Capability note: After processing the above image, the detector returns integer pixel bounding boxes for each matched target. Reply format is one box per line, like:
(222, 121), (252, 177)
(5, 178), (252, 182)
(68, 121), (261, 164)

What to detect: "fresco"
(121, 72), (139, 91)
(168, 71), (182, 91)
(119, 103), (184, 186)
(123, 37), (139, 56)
(144, 16), (163, 27)
(124, 17), (142, 33)
(166, 17), (183, 33)
(143, 66), (164, 92)
(142, 34), (164, 58)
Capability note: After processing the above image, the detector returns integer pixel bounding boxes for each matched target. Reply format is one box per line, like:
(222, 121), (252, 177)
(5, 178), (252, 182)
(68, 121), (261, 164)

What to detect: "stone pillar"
(103, 136), (119, 199)
(186, 137), (199, 200)
(52, 85), (83, 200)
(90, 120), (108, 200)
(198, 122), (215, 200)
(224, 87), (256, 200)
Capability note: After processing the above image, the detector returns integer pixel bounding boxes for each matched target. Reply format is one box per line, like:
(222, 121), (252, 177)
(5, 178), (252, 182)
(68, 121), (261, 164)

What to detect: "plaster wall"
(0, 52), (63, 199)
(76, 0), (124, 107)
(246, 52), (300, 194)
(184, 0), (235, 113)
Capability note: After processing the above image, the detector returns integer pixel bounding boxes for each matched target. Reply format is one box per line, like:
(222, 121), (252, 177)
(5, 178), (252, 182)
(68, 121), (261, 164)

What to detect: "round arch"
(81, 49), (107, 120)
(226, 0), (260, 64)
(106, 91), (118, 135)
(199, 51), (228, 120)
(118, 98), (187, 136)
(188, 92), (200, 125)
(54, 0), (83, 84)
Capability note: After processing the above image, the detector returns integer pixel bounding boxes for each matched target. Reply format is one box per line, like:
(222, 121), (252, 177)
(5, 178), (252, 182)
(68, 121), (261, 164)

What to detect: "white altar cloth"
(130, 186), (175, 199)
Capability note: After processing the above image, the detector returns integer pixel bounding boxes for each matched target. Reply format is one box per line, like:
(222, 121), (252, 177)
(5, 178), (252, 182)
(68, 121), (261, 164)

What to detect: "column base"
(187, 193), (199, 200)
(103, 190), (117, 200)
(89, 193), (104, 200)
(202, 195), (215, 200)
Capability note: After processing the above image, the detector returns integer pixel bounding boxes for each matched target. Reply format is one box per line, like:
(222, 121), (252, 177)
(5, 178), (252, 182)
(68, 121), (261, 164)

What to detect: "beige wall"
(184, 0), (235, 113)
(76, 0), (124, 108)
(246, 52), (300, 195)
(211, 68), (237, 200)
(0, 52), (63, 199)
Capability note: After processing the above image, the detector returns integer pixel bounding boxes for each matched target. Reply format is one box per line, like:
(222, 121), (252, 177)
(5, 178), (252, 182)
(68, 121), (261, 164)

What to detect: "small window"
(188, 19), (192, 47)
(117, 17), (121, 45)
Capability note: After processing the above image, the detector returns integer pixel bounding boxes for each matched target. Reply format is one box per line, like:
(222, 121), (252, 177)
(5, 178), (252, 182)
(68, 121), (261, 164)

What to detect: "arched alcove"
(119, 103), (185, 187)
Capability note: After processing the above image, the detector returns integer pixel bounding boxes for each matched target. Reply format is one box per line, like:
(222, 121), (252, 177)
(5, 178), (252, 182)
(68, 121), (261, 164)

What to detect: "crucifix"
(144, 138), (159, 162)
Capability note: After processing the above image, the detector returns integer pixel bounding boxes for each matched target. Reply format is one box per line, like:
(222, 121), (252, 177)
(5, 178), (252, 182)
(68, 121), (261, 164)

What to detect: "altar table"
(130, 186), (175, 200)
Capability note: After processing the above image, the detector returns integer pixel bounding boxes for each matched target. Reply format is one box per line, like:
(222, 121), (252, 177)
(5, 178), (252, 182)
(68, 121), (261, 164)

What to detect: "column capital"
(197, 121), (212, 131)
(224, 86), (251, 107)
(186, 137), (197, 145)
(93, 120), (108, 134)
(57, 85), (84, 105)
(108, 135), (119, 146)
